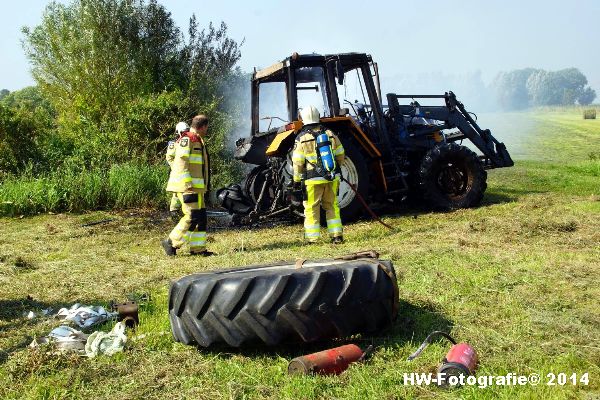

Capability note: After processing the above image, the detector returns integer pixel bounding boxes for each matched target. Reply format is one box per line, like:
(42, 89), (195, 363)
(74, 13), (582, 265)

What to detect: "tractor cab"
(243, 53), (389, 160)
(252, 53), (380, 128)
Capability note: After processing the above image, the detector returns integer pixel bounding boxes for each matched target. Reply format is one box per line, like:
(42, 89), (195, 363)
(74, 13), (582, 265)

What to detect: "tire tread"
(169, 260), (398, 347)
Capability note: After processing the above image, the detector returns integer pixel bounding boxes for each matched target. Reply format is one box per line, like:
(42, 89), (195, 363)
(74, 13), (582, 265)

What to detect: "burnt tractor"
(217, 53), (513, 224)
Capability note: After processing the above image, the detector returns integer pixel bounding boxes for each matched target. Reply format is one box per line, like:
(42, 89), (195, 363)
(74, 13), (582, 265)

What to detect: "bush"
(0, 86), (57, 175)
(0, 104), (41, 174)
(583, 109), (596, 119)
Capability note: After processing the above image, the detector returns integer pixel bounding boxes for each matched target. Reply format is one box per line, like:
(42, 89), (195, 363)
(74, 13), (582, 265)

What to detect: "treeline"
(0, 0), (247, 215)
(385, 68), (596, 112)
(494, 68), (596, 110)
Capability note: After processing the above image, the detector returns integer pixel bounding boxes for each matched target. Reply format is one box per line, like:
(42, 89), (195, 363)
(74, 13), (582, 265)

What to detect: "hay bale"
(583, 109), (596, 119)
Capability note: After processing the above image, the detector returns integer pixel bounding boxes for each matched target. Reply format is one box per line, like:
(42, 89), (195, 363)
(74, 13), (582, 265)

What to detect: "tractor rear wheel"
(337, 138), (369, 221)
(418, 143), (487, 210)
(243, 165), (276, 212)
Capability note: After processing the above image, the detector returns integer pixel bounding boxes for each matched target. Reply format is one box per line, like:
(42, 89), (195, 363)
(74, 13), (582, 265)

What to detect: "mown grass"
(0, 109), (599, 399)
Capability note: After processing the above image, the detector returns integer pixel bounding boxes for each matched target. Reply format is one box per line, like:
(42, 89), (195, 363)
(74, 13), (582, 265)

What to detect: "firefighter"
(292, 105), (345, 244)
(161, 115), (214, 256)
(166, 121), (189, 220)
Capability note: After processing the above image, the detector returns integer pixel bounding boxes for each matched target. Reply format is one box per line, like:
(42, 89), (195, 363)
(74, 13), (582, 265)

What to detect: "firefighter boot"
(190, 250), (216, 257)
(161, 238), (177, 256)
(332, 236), (344, 245)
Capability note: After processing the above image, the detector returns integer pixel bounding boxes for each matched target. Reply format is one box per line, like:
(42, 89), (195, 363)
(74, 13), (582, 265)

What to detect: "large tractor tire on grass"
(169, 254), (399, 348)
(419, 143), (487, 210)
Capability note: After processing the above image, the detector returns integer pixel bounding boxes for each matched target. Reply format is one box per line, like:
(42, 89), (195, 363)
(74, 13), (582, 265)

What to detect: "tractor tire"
(337, 138), (370, 221)
(243, 165), (266, 203)
(243, 165), (276, 212)
(168, 256), (399, 348)
(419, 143), (487, 210)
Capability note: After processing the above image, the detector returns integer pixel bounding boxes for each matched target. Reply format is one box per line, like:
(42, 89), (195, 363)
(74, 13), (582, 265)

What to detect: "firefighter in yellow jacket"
(166, 121), (189, 220)
(292, 106), (345, 244)
(161, 115), (214, 256)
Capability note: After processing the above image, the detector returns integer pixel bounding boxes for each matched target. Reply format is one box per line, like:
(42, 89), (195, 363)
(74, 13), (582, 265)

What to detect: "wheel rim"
(338, 158), (358, 208)
(436, 162), (470, 198)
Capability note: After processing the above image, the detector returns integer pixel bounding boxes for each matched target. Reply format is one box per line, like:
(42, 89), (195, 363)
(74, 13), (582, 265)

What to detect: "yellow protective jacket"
(166, 133), (209, 193)
(292, 125), (345, 183)
(166, 140), (176, 167)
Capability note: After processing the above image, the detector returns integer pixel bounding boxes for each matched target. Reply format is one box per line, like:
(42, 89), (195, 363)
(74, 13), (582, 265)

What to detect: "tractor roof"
(252, 52), (372, 82)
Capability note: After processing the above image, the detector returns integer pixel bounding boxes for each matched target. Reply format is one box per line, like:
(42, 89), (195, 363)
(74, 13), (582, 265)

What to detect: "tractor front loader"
(217, 53), (513, 224)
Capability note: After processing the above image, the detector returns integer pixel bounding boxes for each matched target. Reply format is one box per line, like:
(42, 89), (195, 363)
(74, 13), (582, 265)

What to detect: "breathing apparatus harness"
(294, 125), (394, 231)
(302, 126), (338, 181)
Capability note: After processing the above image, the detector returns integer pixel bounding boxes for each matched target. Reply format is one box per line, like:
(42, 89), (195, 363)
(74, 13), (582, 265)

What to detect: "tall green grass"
(0, 163), (169, 216)
(107, 164), (167, 209)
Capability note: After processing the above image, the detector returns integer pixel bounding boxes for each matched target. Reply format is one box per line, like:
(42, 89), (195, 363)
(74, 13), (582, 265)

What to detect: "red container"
(439, 342), (478, 378)
(408, 331), (479, 384)
(288, 344), (365, 375)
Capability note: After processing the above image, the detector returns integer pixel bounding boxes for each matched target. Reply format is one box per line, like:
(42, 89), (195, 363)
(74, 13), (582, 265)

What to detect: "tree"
(0, 103), (42, 174)
(558, 68), (589, 104)
(22, 0), (242, 168)
(526, 70), (554, 106)
(0, 89), (9, 101)
(578, 87), (596, 105)
(527, 68), (590, 106)
(0, 86), (59, 174)
(0, 86), (54, 116)
(493, 68), (539, 110)
(22, 1), (179, 135)
(495, 67), (597, 109)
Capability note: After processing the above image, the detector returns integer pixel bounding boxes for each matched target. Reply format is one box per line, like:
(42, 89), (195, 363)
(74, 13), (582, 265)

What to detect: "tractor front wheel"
(419, 143), (487, 210)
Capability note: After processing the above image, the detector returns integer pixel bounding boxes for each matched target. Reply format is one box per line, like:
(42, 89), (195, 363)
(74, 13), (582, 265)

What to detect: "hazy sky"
(1, 0), (599, 93)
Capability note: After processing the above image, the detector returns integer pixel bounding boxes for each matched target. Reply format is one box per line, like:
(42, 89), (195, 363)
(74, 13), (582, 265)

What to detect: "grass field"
(0, 109), (599, 399)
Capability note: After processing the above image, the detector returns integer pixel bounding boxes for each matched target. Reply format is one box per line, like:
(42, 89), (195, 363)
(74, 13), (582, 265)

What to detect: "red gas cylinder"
(288, 344), (368, 375)
(441, 342), (478, 377)
(408, 331), (478, 385)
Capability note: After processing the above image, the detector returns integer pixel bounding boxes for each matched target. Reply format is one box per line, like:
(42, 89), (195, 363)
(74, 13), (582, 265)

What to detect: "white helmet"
(175, 121), (189, 135)
(300, 105), (320, 125)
